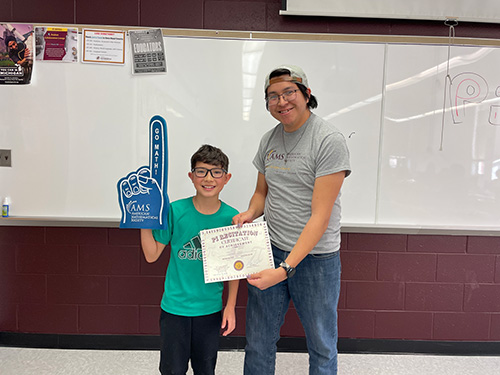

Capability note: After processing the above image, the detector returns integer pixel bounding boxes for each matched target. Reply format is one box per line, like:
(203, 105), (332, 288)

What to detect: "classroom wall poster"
(82, 29), (125, 64)
(129, 28), (167, 74)
(35, 27), (78, 63)
(0, 23), (34, 84)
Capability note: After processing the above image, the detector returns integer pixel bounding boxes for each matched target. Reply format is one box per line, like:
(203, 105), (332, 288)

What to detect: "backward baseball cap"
(264, 65), (309, 91)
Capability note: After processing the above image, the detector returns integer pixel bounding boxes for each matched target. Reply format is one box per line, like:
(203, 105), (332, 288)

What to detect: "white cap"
(264, 65), (309, 92)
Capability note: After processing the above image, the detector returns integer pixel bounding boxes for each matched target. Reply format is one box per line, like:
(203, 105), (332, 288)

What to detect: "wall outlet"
(0, 149), (12, 167)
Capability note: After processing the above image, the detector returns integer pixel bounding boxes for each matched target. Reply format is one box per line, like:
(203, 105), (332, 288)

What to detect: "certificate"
(200, 222), (274, 283)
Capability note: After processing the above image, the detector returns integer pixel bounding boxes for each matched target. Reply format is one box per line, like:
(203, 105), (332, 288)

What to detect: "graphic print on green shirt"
(178, 235), (203, 260)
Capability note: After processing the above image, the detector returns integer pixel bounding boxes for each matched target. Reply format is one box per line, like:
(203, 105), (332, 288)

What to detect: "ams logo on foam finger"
(117, 115), (170, 229)
(126, 200), (152, 214)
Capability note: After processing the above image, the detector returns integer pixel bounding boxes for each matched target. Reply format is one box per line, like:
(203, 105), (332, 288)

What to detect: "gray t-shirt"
(253, 113), (351, 254)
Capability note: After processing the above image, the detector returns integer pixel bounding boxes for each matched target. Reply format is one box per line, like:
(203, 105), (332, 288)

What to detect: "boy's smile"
(189, 162), (231, 199)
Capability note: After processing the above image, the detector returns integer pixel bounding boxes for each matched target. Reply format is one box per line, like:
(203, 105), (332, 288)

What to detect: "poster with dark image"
(0, 23), (34, 84)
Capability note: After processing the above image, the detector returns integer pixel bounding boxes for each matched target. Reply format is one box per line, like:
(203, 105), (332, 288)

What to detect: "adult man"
(5, 36), (31, 67)
(233, 65), (351, 374)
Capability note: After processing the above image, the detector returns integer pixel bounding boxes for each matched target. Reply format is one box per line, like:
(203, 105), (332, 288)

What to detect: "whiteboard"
(282, 0), (500, 23)
(380, 43), (500, 228)
(0, 35), (384, 224)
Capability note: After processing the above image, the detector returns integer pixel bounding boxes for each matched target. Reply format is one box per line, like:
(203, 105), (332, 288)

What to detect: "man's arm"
(284, 171), (346, 267)
(248, 171), (346, 290)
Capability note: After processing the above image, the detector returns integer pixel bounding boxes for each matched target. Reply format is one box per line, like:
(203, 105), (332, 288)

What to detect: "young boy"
(140, 144), (239, 375)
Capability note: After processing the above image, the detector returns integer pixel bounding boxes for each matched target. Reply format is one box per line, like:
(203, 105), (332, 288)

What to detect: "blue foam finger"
(117, 115), (170, 229)
(149, 117), (165, 190)
(149, 115), (170, 227)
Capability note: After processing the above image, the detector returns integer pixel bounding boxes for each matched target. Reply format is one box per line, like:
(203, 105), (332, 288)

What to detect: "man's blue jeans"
(244, 245), (341, 375)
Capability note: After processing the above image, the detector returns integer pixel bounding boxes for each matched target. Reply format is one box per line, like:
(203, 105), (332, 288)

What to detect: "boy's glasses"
(266, 89), (298, 106)
(191, 167), (227, 179)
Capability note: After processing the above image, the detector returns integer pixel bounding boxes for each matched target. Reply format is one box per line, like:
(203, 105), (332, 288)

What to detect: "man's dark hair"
(191, 144), (229, 171)
(5, 36), (16, 48)
(265, 68), (318, 109)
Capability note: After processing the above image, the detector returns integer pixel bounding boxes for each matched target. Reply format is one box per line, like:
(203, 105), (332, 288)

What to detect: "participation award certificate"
(200, 222), (274, 283)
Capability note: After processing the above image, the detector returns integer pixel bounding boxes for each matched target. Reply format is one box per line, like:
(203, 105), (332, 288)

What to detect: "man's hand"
(247, 267), (287, 290)
(232, 211), (255, 227)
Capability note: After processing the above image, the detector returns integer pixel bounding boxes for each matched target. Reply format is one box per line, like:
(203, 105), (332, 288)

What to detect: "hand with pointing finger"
(117, 115), (170, 229)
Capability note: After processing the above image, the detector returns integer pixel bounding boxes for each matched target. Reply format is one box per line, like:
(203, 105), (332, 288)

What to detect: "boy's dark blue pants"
(159, 309), (222, 375)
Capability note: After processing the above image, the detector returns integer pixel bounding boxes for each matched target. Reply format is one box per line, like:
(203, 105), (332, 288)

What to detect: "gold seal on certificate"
(200, 221), (274, 283)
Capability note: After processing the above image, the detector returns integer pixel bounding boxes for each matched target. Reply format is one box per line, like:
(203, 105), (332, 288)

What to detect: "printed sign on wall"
(82, 29), (125, 64)
(35, 26), (78, 62)
(0, 23), (34, 84)
(129, 28), (166, 74)
(117, 115), (169, 229)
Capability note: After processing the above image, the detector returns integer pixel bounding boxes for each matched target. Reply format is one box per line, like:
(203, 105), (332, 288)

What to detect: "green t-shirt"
(153, 197), (238, 317)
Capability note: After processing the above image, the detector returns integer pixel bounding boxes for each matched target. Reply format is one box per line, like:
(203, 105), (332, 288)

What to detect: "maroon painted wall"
(2, 0), (500, 343)
(2, 0), (500, 39)
(1, 227), (500, 341)
(339, 234), (500, 341)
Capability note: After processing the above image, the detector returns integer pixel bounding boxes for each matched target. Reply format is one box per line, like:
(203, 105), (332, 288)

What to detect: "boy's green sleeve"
(152, 205), (173, 244)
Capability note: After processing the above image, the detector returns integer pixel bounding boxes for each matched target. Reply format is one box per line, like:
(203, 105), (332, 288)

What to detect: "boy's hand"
(221, 306), (236, 336)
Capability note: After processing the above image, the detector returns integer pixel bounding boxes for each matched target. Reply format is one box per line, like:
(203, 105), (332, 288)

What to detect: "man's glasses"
(191, 167), (227, 179)
(266, 89), (298, 106)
